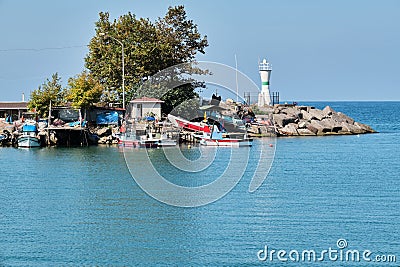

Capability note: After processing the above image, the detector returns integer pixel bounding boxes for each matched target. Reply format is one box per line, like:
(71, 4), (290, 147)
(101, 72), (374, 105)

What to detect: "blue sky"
(0, 0), (399, 101)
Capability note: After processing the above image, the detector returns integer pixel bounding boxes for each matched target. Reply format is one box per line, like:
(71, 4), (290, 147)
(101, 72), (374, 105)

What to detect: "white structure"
(257, 58), (272, 107)
(129, 97), (164, 119)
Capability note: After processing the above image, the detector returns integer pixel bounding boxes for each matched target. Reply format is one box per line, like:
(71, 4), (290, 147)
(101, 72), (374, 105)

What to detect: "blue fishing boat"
(18, 116), (41, 148)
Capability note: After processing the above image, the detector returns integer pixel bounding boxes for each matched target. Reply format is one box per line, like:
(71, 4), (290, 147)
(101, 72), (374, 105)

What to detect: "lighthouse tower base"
(258, 92), (271, 107)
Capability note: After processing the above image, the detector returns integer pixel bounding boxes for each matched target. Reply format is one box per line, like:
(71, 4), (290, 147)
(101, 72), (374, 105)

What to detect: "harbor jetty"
(0, 56), (377, 147)
(250, 58), (375, 136)
(0, 102), (377, 147)
(255, 104), (376, 137)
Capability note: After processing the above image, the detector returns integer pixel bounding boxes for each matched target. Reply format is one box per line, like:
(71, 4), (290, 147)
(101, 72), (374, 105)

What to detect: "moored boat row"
(168, 114), (253, 147)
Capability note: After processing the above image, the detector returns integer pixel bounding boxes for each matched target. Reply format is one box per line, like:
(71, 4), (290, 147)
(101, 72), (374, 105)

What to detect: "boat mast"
(235, 54), (239, 103)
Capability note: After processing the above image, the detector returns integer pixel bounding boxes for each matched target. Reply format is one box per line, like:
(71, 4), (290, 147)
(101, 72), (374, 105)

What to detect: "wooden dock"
(45, 126), (90, 147)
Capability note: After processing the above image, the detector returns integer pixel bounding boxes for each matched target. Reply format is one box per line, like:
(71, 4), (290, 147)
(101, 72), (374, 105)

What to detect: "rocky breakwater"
(272, 105), (376, 136)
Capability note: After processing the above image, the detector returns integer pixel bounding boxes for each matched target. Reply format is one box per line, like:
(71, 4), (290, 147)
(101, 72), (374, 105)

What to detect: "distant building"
(0, 101), (28, 121)
(129, 97), (164, 120)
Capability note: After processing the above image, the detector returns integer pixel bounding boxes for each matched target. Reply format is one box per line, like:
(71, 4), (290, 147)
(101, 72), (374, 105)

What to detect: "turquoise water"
(0, 102), (399, 266)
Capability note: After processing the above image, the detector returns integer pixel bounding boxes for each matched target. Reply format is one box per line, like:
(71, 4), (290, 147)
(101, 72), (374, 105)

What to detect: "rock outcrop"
(90, 125), (119, 144)
(271, 105), (376, 136)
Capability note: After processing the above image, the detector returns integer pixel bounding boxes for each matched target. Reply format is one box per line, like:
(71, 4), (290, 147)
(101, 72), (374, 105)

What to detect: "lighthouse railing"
(259, 62), (272, 71)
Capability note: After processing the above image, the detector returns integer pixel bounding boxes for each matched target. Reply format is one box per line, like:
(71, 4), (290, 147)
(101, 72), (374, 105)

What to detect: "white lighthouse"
(258, 58), (272, 107)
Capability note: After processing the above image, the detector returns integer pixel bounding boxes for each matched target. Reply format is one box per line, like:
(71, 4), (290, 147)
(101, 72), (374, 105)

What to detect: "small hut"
(129, 97), (164, 120)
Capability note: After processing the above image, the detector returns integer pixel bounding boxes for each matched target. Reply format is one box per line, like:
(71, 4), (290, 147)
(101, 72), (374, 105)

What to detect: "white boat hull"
(158, 139), (177, 147)
(18, 136), (41, 148)
(200, 138), (252, 147)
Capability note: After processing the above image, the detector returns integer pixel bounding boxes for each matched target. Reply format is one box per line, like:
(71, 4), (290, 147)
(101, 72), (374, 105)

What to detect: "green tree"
(85, 5), (208, 113)
(65, 71), (104, 109)
(28, 73), (64, 118)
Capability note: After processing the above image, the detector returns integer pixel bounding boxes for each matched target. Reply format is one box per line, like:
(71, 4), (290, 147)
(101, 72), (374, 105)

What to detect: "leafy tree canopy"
(85, 5), (208, 114)
(28, 73), (64, 118)
(65, 71), (104, 109)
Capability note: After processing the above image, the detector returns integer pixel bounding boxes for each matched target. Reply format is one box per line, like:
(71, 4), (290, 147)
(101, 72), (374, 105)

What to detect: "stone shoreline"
(270, 104), (376, 136)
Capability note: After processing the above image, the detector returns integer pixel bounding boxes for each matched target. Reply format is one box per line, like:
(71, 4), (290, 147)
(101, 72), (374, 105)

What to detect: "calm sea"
(0, 102), (399, 266)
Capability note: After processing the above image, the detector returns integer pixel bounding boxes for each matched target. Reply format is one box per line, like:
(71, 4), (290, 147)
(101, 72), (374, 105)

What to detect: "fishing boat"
(200, 135), (253, 147)
(168, 114), (211, 133)
(138, 130), (177, 148)
(138, 134), (160, 148)
(157, 133), (177, 147)
(118, 135), (139, 147)
(117, 124), (139, 147)
(199, 124), (253, 147)
(118, 122), (177, 148)
(18, 121), (41, 148)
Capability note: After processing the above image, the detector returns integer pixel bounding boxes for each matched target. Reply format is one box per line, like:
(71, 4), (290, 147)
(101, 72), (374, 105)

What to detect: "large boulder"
(321, 118), (342, 133)
(332, 112), (355, 124)
(341, 122), (365, 134)
(272, 114), (297, 127)
(309, 120), (330, 135)
(307, 124), (319, 134)
(354, 122), (376, 133)
(283, 117), (298, 126)
(272, 113), (285, 127)
(297, 106), (308, 111)
(273, 107), (284, 114)
(301, 108), (326, 121)
(279, 123), (299, 136)
(301, 110), (315, 121)
(280, 107), (302, 118)
(323, 106), (336, 116)
(298, 120), (309, 129)
(297, 128), (316, 136)
(96, 127), (112, 137)
(308, 108), (326, 120)
(306, 106), (316, 112)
